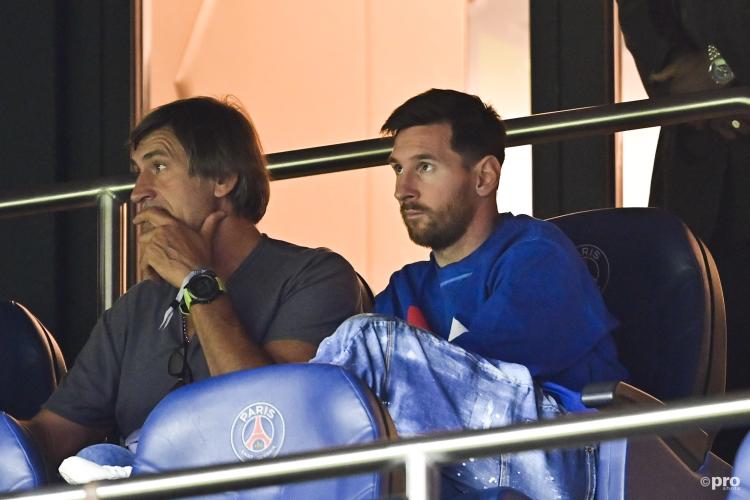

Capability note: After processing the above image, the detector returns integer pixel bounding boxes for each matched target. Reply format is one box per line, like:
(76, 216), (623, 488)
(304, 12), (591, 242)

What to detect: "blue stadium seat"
(0, 300), (64, 492)
(0, 411), (47, 491)
(549, 207), (725, 404)
(133, 363), (398, 499)
(547, 207), (731, 499)
(0, 300), (66, 420)
(549, 207), (726, 470)
(467, 207), (731, 499)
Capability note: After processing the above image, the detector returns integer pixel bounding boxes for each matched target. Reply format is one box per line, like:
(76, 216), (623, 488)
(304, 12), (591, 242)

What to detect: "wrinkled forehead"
(130, 127), (186, 161)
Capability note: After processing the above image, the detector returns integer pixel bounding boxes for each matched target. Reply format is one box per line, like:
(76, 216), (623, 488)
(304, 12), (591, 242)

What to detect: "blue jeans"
(312, 314), (596, 500)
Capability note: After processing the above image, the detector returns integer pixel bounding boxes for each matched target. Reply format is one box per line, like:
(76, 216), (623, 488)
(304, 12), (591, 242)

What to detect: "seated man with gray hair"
(16, 96), (369, 482)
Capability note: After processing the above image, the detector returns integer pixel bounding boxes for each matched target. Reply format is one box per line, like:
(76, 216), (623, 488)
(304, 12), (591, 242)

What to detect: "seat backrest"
(548, 207), (726, 401)
(356, 271), (375, 311)
(0, 411), (47, 491)
(0, 300), (67, 419)
(133, 363), (397, 499)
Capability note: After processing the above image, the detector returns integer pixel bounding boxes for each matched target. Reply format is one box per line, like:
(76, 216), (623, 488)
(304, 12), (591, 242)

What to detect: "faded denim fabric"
(312, 314), (596, 500)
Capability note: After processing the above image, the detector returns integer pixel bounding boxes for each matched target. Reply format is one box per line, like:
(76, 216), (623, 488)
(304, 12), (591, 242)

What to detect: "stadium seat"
(133, 363), (399, 499)
(549, 207), (726, 470)
(0, 300), (66, 420)
(0, 300), (63, 492)
(356, 271), (375, 309)
(547, 207), (731, 499)
(0, 411), (47, 491)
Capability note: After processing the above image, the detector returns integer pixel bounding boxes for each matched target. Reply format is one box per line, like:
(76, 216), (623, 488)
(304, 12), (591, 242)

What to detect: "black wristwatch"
(708, 44), (735, 86)
(182, 268), (225, 313)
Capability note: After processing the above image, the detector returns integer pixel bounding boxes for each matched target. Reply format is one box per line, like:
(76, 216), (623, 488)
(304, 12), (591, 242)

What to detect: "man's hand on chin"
(133, 208), (226, 288)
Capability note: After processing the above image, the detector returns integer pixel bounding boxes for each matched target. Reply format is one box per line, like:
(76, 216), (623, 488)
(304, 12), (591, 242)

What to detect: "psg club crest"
(231, 402), (285, 461)
(577, 244), (610, 292)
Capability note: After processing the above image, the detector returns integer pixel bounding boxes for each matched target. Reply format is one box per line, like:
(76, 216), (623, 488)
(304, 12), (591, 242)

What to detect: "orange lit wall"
(146, 0), (466, 292)
(145, 0), (653, 294)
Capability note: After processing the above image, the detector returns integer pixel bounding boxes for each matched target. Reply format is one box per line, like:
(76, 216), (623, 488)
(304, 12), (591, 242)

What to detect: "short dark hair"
(381, 88), (506, 166)
(129, 96), (270, 223)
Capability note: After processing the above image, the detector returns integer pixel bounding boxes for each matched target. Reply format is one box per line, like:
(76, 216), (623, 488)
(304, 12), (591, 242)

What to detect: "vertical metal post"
(120, 201), (135, 295)
(126, 200), (140, 289)
(404, 451), (439, 500)
(97, 191), (121, 314)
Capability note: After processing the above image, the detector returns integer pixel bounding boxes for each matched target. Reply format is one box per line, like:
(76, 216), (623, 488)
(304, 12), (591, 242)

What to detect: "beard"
(401, 188), (476, 251)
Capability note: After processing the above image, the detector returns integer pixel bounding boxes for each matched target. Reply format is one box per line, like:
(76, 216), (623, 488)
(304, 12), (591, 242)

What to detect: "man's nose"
(130, 171), (154, 204)
(394, 170), (417, 203)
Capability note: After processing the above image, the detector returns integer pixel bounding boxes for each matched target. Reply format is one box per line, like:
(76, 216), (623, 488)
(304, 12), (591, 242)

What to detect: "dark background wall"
(0, 1), (131, 362)
(530, 0), (616, 218)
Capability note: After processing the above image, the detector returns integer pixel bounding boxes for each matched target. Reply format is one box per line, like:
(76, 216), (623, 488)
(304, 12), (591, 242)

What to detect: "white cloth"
(58, 456), (132, 484)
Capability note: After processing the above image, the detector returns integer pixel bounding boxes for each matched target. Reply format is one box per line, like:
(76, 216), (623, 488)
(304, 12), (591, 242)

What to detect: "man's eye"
(152, 163), (167, 174)
(391, 164), (403, 175)
(419, 162), (433, 172)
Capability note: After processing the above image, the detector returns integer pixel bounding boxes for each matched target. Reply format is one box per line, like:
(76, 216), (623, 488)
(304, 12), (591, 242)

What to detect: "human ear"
(474, 156), (501, 197)
(214, 174), (238, 198)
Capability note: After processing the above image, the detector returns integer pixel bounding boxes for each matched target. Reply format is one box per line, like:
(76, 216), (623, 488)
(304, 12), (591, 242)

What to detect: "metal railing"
(3, 392), (750, 500)
(1, 87), (749, 312)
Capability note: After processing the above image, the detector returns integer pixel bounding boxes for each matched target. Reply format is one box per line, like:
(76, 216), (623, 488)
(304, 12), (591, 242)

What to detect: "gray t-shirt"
(45, 235), (368, 439)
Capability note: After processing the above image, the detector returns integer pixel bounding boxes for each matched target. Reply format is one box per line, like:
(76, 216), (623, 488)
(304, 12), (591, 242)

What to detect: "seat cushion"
(133, 363), (393, 499)
(0, 412), (47, 491)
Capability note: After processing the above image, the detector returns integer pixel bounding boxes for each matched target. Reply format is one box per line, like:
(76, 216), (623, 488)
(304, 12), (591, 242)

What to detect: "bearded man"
(313, 89), (628, 500)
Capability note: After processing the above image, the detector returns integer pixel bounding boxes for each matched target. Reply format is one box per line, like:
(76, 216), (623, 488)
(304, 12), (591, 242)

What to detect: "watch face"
(188, 274), (219, 301)
(710, 61), (735, 85)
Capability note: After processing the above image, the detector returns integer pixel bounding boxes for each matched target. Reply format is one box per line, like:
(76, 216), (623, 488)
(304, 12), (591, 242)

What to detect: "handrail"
(4, 392), (750, 500)
(268, 86), (750, 179)
(0, 176), (135, 220)
(1, 87), (749, 313)
(1, 87), (749, 216)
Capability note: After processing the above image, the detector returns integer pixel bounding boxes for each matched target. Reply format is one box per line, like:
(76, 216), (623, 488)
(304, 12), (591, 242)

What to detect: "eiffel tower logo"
(231, 402), (286, 461)
(245, 415), (273, 451)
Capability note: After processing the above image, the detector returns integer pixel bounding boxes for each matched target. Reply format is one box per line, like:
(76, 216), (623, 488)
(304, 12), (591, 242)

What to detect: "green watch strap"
(181, 272), (226, 314)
